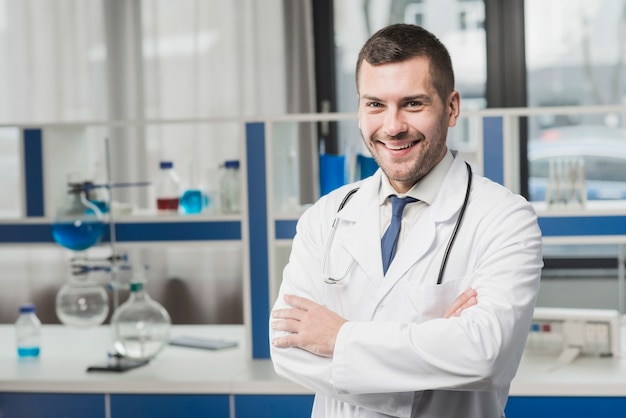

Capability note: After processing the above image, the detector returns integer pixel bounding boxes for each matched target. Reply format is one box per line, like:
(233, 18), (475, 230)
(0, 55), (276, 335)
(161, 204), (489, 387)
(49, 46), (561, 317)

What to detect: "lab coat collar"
(385, 153), (470, 283)
(334, 152), (471, 292)
(378, 150), (454, 205)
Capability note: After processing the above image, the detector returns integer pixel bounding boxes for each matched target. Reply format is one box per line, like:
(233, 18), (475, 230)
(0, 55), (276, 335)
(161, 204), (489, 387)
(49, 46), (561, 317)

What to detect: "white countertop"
(2, 324), (626, 397)
(0, 324), (311, 395)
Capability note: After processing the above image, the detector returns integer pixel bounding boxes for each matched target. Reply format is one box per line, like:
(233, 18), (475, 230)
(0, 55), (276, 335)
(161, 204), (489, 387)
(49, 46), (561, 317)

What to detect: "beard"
(362, 129), (448, 186)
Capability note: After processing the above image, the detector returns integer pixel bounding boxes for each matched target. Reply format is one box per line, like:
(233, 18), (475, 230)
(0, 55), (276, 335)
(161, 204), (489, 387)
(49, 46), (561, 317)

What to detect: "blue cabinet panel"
(234, 394), (314, 418)
(110, 394), (230, 418)
(0, 393), (105, 418)
(505, 396), (626, 417)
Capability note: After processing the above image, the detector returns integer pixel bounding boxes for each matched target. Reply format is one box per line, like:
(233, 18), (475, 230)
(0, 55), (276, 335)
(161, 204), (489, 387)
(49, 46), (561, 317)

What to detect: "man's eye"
(367, 102), (382, 108)
(407, 101), (422, 107)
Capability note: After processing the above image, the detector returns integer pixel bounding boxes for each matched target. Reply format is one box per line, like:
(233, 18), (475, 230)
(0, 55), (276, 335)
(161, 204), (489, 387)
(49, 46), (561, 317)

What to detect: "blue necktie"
(381, 196), (417, 275)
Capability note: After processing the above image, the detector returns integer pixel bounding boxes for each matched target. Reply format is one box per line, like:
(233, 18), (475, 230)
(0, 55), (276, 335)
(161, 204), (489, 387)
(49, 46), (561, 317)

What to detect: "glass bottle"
(156, 161), (181, 214)
(55, 271), (110, 328)
(111, 281), (171, 360)
(51, 181), (106, 251)
(180, 163), (208, 214)
(16, 303), (42, 358)
(220, 160), (241, 214)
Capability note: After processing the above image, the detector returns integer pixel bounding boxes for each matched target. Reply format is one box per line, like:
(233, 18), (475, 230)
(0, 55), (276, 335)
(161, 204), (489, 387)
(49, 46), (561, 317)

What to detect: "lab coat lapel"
(378, 155), (470, 293)
(336, 173), (384, 284)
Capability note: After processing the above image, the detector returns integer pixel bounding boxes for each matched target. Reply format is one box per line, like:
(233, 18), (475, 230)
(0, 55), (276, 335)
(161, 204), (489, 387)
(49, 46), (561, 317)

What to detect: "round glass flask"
(111, 281), (171, 360)
(55, 271), (109, 328)
(51, 181), (106, 251)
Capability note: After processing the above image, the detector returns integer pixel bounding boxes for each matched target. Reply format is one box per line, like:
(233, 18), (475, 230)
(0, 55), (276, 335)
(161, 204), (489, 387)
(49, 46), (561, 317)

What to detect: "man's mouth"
(383, 140), (419, 151)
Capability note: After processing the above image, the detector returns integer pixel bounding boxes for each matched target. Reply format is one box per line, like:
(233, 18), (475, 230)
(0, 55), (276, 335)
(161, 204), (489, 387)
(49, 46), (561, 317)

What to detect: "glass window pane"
(526, 0), (626, 203)
(526, 0), (626, 108)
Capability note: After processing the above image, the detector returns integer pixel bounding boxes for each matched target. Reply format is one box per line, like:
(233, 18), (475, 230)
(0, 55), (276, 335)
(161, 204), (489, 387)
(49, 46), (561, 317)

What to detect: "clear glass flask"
(51, 181), (106, 251)
(111, 281), (171, 360)
(55, 271), (109, 328)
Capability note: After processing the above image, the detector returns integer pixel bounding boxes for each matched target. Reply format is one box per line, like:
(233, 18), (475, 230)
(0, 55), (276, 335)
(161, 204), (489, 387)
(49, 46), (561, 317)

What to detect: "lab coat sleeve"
(331, 189), (543, 394)
(270, 195), (415, 417)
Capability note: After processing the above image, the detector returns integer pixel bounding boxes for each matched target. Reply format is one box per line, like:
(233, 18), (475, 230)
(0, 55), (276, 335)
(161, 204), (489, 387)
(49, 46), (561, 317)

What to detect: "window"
(525, 0), (626, 202)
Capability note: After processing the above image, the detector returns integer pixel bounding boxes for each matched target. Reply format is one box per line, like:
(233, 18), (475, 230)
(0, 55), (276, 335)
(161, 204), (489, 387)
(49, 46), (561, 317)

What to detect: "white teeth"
(386, 142), (414, 151)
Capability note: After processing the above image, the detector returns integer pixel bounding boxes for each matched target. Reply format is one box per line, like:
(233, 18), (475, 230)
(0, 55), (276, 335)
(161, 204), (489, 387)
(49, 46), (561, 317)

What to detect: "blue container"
(356, 154), (379, 179)
(180, 189), (208, 214)
(319, 154), (346, 196)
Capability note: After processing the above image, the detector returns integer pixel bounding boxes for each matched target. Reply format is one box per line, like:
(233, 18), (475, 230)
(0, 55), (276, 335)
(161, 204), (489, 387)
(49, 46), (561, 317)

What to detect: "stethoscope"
(322, 162), (472, 285)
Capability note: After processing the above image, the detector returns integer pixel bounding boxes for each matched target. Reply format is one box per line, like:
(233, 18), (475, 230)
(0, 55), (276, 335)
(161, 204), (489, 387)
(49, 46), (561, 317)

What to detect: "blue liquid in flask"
(51, 220), (106, 251)
(18, 346), (41, 358)
(180, 189), (208, 214)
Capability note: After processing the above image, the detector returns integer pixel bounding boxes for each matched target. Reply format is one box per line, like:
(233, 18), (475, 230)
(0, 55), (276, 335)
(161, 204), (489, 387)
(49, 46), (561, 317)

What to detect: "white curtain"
(0, 0), (287, 123)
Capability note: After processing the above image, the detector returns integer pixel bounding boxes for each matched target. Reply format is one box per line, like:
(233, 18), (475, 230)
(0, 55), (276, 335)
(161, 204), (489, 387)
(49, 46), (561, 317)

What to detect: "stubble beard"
(362, 129), (447, 186)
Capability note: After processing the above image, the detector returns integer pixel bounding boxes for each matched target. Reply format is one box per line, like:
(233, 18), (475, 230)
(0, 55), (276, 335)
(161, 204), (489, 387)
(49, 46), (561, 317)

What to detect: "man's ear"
(447, 90), (461, 128)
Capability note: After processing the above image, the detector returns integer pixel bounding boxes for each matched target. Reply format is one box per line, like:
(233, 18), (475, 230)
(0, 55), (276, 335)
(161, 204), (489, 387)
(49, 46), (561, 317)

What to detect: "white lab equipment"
(526, 307), (621, 369)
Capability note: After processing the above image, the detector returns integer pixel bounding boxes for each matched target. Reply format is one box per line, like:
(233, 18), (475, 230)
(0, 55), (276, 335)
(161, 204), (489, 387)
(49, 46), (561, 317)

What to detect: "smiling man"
(270, 24), (542, 418)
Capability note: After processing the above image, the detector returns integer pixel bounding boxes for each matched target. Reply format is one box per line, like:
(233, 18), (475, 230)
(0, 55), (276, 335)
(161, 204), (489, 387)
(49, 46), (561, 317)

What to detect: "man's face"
(357, 56), (460, 193)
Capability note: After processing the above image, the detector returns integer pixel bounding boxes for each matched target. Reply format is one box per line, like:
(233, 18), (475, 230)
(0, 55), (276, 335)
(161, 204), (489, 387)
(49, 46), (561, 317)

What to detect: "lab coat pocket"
(407, 276), (470, 322)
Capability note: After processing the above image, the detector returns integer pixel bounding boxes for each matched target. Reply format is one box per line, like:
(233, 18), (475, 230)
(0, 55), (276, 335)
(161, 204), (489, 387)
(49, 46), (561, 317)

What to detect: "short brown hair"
(356, 24), (455, 101)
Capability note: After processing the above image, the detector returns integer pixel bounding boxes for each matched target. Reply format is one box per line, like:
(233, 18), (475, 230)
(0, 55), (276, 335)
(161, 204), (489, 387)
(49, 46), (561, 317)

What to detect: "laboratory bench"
(2, 325), (626, 418)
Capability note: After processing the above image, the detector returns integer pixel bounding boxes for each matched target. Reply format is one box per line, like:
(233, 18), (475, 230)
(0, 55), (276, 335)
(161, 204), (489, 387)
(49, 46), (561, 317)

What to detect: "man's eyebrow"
(359, 94), (382, 101)
(401, 94), (431, 102)
(359, 94), (432, 102)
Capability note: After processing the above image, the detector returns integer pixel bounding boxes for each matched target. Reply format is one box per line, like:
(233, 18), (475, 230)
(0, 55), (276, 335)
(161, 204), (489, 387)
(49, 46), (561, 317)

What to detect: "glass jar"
(220, 160), (241, 214)
(111, 281), (171, 360)
(156, 161), (181, 214)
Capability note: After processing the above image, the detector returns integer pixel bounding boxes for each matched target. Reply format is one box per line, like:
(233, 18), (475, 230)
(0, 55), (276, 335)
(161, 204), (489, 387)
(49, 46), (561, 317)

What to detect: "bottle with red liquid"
(156, 161), (180, 214)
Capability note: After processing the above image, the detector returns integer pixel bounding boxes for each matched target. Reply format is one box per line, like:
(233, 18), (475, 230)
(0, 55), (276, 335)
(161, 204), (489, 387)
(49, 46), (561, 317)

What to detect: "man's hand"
(271, 288), (477, 357)
(271, 294), (347, 357)
(444, 287), (477, 318)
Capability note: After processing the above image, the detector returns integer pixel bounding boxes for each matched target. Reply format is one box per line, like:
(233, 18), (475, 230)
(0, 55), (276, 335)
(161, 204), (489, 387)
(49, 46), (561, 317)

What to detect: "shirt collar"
(378, 149), (454, 206)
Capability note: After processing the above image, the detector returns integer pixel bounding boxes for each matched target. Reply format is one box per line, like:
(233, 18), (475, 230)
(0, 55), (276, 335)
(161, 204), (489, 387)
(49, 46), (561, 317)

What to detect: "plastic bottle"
(156, 161), (180, 213)
(111, 281), (171, 360)
(220, 160), (241, 214)
(16, 303), (42, 358)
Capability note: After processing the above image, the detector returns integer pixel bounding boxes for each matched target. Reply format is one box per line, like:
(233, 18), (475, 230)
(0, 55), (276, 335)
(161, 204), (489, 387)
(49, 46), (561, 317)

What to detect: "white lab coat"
(270, 153), (543, 418)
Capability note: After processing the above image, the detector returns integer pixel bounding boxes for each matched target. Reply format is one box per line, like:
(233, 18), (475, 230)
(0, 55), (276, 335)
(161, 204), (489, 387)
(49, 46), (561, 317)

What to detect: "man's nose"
(383, 109), (408, 137)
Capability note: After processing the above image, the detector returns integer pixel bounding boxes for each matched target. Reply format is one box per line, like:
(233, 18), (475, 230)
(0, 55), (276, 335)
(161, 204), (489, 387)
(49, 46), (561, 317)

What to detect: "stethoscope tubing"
(322, 161), (472, 285)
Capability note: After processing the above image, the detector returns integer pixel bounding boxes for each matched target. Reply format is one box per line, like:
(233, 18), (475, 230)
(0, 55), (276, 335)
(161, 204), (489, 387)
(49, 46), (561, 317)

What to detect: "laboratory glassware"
(110, 281), (171, 360)
(55, 270), (110, 328)
(220, 160), (241, 214)
(180, 163), (208, 214)
(156, 161), (181, 213)
(51, 181), (106, 251)
(180, 189), (208, 214)
(16, 303), (42, 358)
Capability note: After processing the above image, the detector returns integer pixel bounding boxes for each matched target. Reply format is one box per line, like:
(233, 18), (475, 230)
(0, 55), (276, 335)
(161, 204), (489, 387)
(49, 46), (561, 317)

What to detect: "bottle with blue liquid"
(16, 303), (41, 358)
(180, 163), (209, 214)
